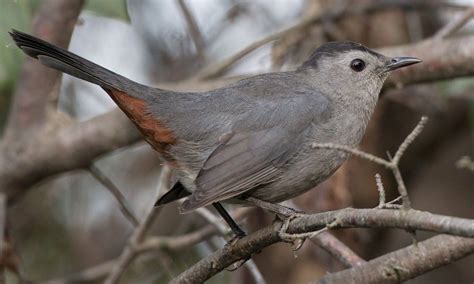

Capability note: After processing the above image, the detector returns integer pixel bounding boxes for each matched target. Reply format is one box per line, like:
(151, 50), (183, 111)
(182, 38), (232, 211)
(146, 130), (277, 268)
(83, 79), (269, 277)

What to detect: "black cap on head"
(300, 41), (382, 68)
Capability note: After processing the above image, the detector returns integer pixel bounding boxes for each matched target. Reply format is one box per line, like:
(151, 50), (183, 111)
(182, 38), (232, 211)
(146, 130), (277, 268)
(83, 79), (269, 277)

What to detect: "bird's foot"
(224, 231), (250, 271)
(226, 257), (250, 271)
(274, 206), (306, 220)
(225, 230), (246, 247)
(277, 213), (310, 251)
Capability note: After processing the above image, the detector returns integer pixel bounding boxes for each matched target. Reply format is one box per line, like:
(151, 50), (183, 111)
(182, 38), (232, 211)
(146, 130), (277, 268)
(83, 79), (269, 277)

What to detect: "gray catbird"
(10, 30), (420, 236)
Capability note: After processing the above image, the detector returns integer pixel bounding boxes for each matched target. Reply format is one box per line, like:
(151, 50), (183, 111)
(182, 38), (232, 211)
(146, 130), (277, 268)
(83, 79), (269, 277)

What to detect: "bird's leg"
(244, 196), (306, 219)
(212, 202), (246, 240)
(212, 203), (250, 271)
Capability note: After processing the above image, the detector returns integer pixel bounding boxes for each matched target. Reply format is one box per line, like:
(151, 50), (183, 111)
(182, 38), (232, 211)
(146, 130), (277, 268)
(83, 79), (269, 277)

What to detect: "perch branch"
(171, 208), (474, 283)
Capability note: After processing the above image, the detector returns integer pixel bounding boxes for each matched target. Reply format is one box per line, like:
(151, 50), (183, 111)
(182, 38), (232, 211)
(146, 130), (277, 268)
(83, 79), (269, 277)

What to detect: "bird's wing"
(180, 93), (330, 212)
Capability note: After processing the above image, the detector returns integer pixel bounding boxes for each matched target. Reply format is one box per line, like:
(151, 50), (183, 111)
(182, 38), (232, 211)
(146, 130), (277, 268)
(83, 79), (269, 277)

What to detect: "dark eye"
(350, 59), (366, 72)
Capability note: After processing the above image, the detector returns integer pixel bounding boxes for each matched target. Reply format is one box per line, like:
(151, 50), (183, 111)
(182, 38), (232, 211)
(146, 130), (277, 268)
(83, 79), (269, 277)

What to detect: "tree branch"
(0, 109), (140, 201)
(315, 235), (474, 284)
(382, 35), (474, 89)
(310, 232), (366, 268)
(170, 208), (474, 283)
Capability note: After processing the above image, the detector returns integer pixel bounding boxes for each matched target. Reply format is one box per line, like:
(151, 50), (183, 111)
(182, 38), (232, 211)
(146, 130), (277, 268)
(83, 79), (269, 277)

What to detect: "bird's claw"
(278, 213), (307, 251)
(224, 232), (250, 271)
(226, 257), (250, 271)
(225, 231), (246, 248)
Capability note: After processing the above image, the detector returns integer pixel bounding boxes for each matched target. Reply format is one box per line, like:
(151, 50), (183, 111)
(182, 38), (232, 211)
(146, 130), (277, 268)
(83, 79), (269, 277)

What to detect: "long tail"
(10, 29), (178, 153)
(9, 29), (147, 97)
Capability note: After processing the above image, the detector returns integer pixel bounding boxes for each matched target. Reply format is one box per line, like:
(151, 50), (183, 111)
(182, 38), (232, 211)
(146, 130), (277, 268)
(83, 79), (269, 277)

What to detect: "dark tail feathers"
(9, 29), (143, 94)
(154, 181), (191, 207)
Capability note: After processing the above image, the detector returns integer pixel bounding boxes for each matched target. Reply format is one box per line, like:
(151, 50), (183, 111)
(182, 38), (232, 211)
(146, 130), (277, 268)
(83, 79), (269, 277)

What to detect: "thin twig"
(177, 0), (206, 60)
(104, 207), (161, 284)
(311, 143), (392, 169)
(313, 117), (428, 209)
(392, 165), (410, 209)
(244, 259), (266, 284)
(392, 116), (428, 165)
(434, 6), (474, 39)
(374, 173), (386, 207)
(88, 164), (139, 226)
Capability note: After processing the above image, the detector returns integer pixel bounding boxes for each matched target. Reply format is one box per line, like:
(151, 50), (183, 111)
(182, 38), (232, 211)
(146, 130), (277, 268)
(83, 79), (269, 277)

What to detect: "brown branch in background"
(310, 232), (366, 268)
(0, 109), (140, 201)
(88, 165), (139, 226)
(434, 5), (474, 39)
(171, 208), (474, 283)
(315, 235), (474, 284)
(4, 0), (85, 140)
(382, 35), (474, 89)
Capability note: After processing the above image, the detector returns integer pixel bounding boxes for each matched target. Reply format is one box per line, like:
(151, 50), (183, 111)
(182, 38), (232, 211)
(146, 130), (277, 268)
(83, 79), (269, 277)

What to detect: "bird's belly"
(245, 148), (349, 203)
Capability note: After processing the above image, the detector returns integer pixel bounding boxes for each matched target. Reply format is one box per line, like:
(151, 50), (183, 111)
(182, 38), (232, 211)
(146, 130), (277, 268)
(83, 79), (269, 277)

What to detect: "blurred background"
(0, 0), (473, 283)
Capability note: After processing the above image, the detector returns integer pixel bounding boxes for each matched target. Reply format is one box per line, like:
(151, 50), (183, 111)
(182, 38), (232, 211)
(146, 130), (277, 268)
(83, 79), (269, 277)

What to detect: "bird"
(9, 29), (421, 238)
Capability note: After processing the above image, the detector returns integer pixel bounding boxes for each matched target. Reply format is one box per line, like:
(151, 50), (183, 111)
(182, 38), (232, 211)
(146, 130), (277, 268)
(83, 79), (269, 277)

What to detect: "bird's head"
(298, 41), (421, 100)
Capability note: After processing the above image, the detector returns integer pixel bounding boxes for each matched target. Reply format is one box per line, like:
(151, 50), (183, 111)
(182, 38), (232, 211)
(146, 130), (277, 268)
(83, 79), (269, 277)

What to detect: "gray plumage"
(10, 30), (421, 214)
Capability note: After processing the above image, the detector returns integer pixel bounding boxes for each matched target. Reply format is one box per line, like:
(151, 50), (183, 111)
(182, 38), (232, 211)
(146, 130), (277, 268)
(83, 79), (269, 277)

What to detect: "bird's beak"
(384, 57), (422, 72)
